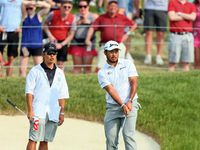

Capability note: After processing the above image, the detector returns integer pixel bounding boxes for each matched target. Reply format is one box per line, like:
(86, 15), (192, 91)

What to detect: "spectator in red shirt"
(85, 0), (137, 72)
(43, 0), (76, 71)
(168, 0), (196, 71)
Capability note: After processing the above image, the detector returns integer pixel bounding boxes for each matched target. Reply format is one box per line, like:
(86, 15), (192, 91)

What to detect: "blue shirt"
(0, 0), (23, 32)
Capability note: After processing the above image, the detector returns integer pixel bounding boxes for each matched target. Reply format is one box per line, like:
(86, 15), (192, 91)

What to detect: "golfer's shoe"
(144, 54), (152, 64)
(155, 55), (163, 65)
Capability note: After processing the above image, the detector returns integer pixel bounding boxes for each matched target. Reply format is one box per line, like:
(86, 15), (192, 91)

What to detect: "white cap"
(104, 40), (121, 51)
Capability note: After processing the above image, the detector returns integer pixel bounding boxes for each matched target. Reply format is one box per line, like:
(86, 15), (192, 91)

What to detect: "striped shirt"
(98, 59), (138, 104)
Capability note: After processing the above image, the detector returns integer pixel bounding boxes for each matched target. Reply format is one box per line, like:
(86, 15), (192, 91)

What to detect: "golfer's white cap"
(104, 40), (121, 51)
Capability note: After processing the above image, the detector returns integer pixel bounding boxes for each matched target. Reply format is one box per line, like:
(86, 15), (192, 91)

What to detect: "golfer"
(98, 40), (140, 150)
(25, 43), (69, 150)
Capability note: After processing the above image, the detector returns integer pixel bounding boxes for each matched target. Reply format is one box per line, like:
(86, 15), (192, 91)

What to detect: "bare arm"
(47, 0), (61, 9)
(21, 1), (28, 21)
(43, 20), (57, 43)
(180, 12), (196, 21)
(37, 1), (51, 21)
(85, 27), (95, 46)
(56, 30), (75, 49)
(104, 84), (130, 115)
(168, 11), (196, 21)
(26, 93), (34, 121)
(133, 0), (140, 18)
(58, 98), (65, 126)
(126, 76), (138, 110)
(121, 23), (137, 43)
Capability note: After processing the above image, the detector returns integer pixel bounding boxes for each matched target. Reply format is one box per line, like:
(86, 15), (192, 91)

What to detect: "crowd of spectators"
(0, 0), (199, 77)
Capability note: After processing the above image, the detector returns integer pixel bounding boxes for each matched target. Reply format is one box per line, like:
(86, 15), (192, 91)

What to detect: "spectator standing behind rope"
(143, 0), (168, 65)
(19, 0), (50, 77)
(193, 0), (200, 70)
(168, 0), (196, 71)
(68, 0), (98, 74)
(85, 0), (137, 73)
(43, 0), (76, 72)
(0, 0), (23, 77)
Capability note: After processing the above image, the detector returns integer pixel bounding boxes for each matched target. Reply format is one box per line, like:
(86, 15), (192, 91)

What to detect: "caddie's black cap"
(43, 43), (57, 53)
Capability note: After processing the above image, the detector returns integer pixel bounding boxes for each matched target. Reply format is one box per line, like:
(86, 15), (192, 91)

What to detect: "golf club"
(111, 114), (127, 149)
(7, 99), (27, 117)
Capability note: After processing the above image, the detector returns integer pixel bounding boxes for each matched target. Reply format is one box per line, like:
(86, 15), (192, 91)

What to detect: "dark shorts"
(57, 40), (68, 62)
(144, 9), (167, 32)
(0, 32), (19, 57)
(20, 46), (43, 57)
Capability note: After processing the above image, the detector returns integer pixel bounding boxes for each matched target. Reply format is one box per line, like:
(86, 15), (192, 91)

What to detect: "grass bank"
(0, 71), (200, 150)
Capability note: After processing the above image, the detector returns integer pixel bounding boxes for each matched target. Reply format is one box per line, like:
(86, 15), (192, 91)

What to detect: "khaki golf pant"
(104, 101), (139, 150)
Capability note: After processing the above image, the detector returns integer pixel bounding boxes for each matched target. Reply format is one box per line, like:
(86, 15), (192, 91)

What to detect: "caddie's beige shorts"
(29, 114), (58, 142)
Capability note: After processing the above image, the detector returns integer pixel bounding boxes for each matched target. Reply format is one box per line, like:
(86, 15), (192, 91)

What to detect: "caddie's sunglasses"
(26, 7), (33, 11)
(79, 5), (87, 8)
(45, 51), (58, 55)
(63, 6), (71, 9)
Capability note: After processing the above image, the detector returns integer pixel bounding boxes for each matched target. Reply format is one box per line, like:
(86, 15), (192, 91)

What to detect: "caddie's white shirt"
(98, 59), (138, 104)
(26, 64), (69, 123)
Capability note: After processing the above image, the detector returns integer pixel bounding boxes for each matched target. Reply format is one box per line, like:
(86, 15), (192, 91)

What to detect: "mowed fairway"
(0, 71), (200, 150)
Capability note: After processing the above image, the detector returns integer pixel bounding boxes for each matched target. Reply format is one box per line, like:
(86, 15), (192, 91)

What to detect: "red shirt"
(49, 10), (75, 41)
(168, 0), (196, 32)
(91, 13), (135, 43)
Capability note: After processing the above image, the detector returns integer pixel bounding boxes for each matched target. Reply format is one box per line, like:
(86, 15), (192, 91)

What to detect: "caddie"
(25, 43), (69, 150)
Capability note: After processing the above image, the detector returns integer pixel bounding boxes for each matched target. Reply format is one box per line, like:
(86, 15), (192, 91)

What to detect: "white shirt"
(98, 59), (138, 104)
(26, 64), (69, 122)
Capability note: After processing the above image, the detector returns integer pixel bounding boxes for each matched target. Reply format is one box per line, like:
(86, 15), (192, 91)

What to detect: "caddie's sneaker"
(155, 55), (163, 65)
(144, 54), (152, 64)
(125, 53), (134, 62)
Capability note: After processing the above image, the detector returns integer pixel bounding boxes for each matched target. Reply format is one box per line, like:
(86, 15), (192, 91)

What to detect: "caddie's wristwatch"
(128, 98), (133, 102)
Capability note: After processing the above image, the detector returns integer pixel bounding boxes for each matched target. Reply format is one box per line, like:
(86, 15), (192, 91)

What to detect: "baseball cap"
(43, 43), (57, 53)
(104, 40), (121, 51)
(108, 0), (118, 5)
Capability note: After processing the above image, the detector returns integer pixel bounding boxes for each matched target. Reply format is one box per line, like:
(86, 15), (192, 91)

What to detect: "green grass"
(1, 71), (200, 150)
(1, 3), (199, 150)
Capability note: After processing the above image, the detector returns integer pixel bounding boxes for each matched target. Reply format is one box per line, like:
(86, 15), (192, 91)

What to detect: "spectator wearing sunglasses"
(0, 0), (23, 76)
(19, 0), (50, 77)
(43, 0), (76, 72)
(68, 0), (99, 74)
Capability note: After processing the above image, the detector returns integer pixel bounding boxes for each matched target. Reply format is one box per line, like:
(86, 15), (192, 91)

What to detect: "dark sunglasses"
(79, 5), (87, 8)
(63, 6), (71, 9)
(26, 7), (33, 11)
(45, 51), (58, 55)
